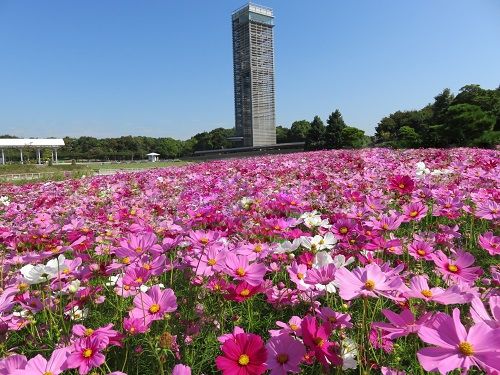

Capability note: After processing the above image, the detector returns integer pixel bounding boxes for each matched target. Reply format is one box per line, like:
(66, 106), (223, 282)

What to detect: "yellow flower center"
(398, 183), (405, 189)
(290, 324), (299, 331)
(149, 304), (160, 313)
(313, 337), (324, 347)
(84, 328), (94, 336)
(143, 263), (151, 270)
(328, 316), (337, 323)
(200, 238), (209, 245)
(122, 257), (130, 265)
(340, 227), (348, 234)
(82, 348), (93, 358)
(240, 289), (250, 296)
(238, 354), (250, 366)
(417, 249), (426, 256)
(236, 267), (246, 277)
(276, 353), (289, 364)
(382, 224), (389, 230)
(135, 277), (143, 284)
(135, 247), (142, 253)
(207, 258), (217, 266)
(421, 289), (433, 298)
(365, 280), (375, 290)
(297, 272), (304, 280)
(43, 372), (54, 375)
(448, 264), (458, 273)
(409, 211), (418, 217)
(458, 341), (474, 356)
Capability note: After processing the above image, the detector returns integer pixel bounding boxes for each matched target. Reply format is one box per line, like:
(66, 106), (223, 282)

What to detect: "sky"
(0, 0), (499, 140)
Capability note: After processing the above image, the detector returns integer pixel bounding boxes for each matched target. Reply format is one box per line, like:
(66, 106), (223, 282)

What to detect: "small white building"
(146, 152), (160, 162)
(0, 138), (65, 164)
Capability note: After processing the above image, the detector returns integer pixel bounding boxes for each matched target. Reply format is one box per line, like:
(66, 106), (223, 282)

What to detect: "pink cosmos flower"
(192, 245), (226, 276)
(470, 296), (500, 329)
(224, 253), (266, 286)
(404, 275), (471, 305)
(304, 264), (337, 293)
(417, 309), (500, 374)
(12, 348), (69, 375)
(336, 263), (407, 301)
(368, 213), (403, 232)
(269, 316), (303, 337)
(172, 364), (191, 375)
(301, 316), (341, 368)
(381, 367), (406, 375)
(372, 309), (433, 340)
(478, 232), (500, 256)
(287, 262), (309, 291)
(0, 354), (27, 375)
(225, 281), (262, 302)
(123, 317), (148, 335)
(130, 285), (177, 325)
(72, 323), (122, 347)
(218, 326), (246, 345)
(67, 336), (107, 375)
(407, 240), (434, 261)
(401, 201), (428, 222)
(475, 200), (500, 220)
(265, 334), (306, 375)
(432, 250), (483, 284)
(215, 333), (267, 375)
(316, 307), (353, 330)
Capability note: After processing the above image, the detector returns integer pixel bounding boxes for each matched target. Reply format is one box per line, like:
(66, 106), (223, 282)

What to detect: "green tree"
(276, 126), (290, 143)
(289, 120), (311, 142)
(325, 109), (346, 149)
(305, 116), (326, 150)
(397, 126), (422, 148)
(441, 104), (495, 146)
(340, 126), (365, 149)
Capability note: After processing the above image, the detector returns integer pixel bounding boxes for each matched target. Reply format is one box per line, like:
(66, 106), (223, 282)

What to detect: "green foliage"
(340, 126), (366, 149)
(276, 126), (290, 143)
(305, 116), (326, 150)
(289, 120), (311, 142)
(325, 109), (347, 149)
(374, 84), (500, 148)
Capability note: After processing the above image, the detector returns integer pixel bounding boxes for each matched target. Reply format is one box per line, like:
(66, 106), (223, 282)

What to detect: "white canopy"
(146, 152), (160, 156)
(0, 139), (65, 148)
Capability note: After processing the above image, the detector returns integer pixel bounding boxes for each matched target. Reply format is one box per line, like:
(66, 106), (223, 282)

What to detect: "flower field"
(0, 148), (499, 375)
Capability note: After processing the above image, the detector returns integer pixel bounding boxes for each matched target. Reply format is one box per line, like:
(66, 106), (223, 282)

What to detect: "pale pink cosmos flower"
(269, 316), (303, 337)
(0, 354), (27, 375)
(265, 334), (306, 375)
(432, 250), (483, 284)
(172, 364), (191, 375)
(478, 232), (500, 256)
(372, 309), (433, 340)
(470, 296), (500, 329)
(224, 253), (266, 286)
(336, 263), (407, 301)
(404, 275), (472, 305)
(417, 309), (500, 374)
(287, 262), (309, 291)
(12, 348), (69, 375)
(129, 285), (177, 325)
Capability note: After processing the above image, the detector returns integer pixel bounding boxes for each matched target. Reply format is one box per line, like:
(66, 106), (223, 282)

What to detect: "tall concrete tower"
(232, 3), (276, 147)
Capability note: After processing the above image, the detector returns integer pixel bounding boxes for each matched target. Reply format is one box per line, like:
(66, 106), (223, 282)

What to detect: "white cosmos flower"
(44, 255), (68, 277)
(274, 238), (301, 254)
(105, 275), (119, 286)
(21, 255), (69, 285)
(66, 306), (88, 321)
(0, 196), (10, 206)
(332, 254), (355, 269)
(68, 280), (81, 293)
(341, 337), (358, 370)
(313, 251), (334, 268)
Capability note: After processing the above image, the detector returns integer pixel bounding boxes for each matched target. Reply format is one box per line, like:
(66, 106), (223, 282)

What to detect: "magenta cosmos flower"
(12, 348), (69, 375)
(478, 232), (500, 256)
(215, 332), (267, 375)
(372, 309), (433, 340)
(301, 316), (341, 368)
(265, 334), (306, 375)
(224, 253), (266, 286)
(417, 309), (500, 374)
(336, 263), (406, 301)
(67, 336), (107, 375)
(130, 285), (177, 325)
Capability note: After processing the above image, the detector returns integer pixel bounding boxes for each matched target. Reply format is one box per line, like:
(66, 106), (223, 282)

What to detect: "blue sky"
(0, 0), (499, 139)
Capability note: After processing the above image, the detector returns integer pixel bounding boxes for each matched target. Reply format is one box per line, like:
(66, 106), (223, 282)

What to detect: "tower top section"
(232, 3), (274, 26)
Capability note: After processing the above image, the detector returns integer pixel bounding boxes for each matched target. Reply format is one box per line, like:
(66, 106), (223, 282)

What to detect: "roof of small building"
(0, 139), (65, 148)
(146, 152), (160, 156)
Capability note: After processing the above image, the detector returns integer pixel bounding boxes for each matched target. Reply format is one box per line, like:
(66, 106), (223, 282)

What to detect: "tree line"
(1, 84), (498, 162)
